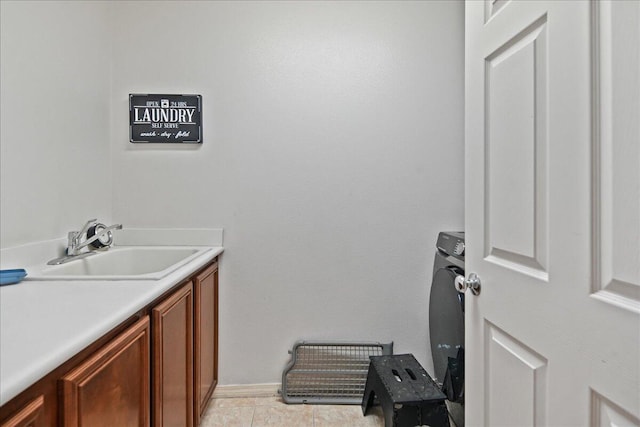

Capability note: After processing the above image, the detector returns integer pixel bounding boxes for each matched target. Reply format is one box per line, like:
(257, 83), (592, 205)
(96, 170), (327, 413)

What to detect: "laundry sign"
(130, 94), (202, 143)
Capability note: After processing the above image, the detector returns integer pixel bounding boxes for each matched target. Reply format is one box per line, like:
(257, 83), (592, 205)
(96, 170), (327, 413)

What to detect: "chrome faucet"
(48, 219), (123, 265)
(66, 218), (97, 256)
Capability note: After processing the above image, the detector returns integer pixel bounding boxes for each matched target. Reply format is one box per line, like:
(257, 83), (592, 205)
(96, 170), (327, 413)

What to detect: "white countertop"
(0, 245), (223, 406)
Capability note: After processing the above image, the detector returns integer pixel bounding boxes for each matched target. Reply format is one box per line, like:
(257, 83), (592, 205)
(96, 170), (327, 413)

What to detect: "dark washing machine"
(429, 231), (465, 427)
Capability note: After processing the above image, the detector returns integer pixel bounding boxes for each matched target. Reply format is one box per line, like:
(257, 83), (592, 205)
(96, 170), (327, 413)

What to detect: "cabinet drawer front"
(60, 317), (150, 427)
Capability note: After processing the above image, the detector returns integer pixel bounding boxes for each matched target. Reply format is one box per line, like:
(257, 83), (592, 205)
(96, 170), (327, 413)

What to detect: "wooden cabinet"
(152, 282), (193, 427)
(59, 316), (150, 427)
(0, 258), (218, 427)
(0, 395), (45, 427)
(193, 262), (218, 426)
(152, 261), (219, 427)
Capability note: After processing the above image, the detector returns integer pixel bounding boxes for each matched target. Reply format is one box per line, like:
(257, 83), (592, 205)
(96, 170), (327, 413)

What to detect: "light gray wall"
(111, 1), (464, 384)
(0, 1), (112, 248)
(0, 0), (463, 386)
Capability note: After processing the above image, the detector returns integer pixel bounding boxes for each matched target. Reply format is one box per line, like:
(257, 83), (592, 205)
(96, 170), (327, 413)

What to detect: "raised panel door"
(193, 263), (218, 426)
(465, 0), (639, 425)
(152, 281), (193, 427)
(0, 395), (45, 427)
(59, 316), (150, 427)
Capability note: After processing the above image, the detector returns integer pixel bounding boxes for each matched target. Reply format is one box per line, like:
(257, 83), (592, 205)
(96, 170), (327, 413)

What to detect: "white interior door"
(464, 1), (640, 426)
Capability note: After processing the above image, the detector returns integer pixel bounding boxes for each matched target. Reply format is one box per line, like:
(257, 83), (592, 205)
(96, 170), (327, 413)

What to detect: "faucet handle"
(87, 223), (114, 249)
(78, 219), (97, 235)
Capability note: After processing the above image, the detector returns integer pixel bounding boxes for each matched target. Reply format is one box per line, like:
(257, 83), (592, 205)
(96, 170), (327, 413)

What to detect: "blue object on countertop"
(0, 269), (27, 286)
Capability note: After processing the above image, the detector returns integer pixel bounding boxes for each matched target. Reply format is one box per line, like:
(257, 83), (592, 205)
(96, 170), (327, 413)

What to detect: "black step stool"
(361, 354), (449, 427)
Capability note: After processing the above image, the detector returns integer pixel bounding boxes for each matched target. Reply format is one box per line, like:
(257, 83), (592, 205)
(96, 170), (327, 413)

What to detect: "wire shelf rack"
(280, 341), (393, 404)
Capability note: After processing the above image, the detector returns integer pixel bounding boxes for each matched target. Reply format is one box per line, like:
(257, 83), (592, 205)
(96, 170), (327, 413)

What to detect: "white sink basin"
(27, 246), (211, 280)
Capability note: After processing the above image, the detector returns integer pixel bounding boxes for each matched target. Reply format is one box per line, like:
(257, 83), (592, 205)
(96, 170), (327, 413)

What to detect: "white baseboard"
(212, 383), (280, 398)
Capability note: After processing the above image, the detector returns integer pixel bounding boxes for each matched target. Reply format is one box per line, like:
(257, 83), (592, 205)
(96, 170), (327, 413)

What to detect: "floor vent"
(280, 341), (393, 405)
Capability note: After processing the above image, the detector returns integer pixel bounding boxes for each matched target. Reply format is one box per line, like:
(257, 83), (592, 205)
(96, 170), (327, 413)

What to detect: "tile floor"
(200, 396), (385, 427)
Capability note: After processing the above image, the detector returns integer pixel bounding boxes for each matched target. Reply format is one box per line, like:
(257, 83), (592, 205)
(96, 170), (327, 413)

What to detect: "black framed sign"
(130, 94), (202, 143)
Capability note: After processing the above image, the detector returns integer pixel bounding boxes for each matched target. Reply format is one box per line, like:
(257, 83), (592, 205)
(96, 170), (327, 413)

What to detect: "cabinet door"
(0, 395), (45, 427)
(152, 282), (193, 427)
(193, 262), (218, 425)
(60, 316), (150, 427)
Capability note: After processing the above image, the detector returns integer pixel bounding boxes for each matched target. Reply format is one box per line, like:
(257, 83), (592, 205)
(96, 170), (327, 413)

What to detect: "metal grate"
(280, 341), (393, 404)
